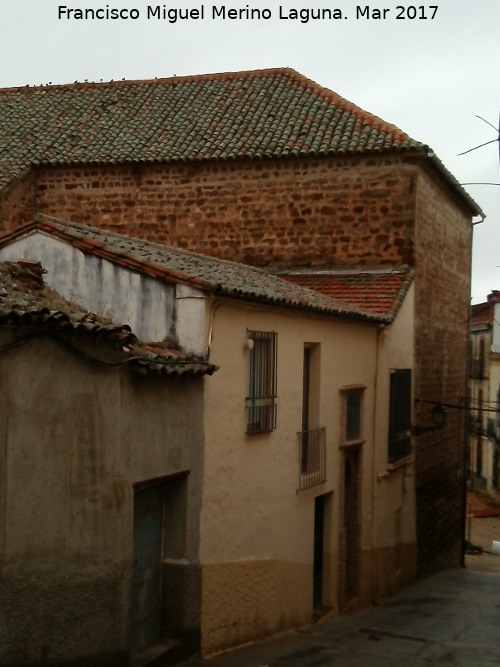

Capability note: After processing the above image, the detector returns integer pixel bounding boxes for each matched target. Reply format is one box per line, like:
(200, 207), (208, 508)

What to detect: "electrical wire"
(0, 328), (211, 370)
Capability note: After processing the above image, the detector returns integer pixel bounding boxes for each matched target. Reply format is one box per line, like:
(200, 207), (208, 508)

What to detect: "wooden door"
(131, 484), (164, 654)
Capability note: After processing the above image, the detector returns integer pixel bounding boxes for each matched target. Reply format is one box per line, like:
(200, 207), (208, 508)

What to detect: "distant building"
(469, 292), (500, 490)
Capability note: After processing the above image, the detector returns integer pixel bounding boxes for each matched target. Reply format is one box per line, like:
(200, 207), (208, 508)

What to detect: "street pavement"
(178, 566), (500, 667)
(174, 500), (500, 667)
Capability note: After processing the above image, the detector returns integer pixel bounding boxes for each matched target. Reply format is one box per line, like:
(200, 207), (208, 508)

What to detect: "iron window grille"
(245, 330), (277, 434)
(298, 426), (326, 491)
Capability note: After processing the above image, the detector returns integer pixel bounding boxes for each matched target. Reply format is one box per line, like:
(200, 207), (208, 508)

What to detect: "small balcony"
(298, 426), (326, 491)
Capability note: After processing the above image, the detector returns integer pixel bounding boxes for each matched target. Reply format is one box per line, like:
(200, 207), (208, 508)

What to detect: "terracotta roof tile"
(0, 68), (425, 193)
(470, 300), (494, 326)
(1, 215), (390, 324)
(280, 268), (413, 320)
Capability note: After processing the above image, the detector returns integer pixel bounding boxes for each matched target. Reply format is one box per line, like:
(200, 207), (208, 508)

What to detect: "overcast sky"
(2, 0), (499, 303)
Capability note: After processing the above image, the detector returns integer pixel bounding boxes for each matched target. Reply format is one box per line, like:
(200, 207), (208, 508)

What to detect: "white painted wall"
(0, 231), (208, 354)
(175, 284), (208, 356)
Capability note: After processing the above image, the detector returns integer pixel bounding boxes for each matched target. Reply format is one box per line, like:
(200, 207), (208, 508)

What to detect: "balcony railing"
(298, 426), (326, 491)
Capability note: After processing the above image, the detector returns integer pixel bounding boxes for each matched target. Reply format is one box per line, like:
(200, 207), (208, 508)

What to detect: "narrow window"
(301, 346), (311, 472)
(346, 390), (363, 443)
(246, 330), (277, 434)
(298, 344), (325, 490)
(479, 338), (485, 378)
(388, 369), (412, 463)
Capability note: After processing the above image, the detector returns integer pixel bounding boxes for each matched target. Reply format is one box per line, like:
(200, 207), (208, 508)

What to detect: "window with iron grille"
(388, 369), (412, 463)
(245, 330), (277, 434)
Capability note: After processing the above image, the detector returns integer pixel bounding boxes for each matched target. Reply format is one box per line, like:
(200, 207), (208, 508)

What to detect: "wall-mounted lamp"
(412, 402), (448, 436)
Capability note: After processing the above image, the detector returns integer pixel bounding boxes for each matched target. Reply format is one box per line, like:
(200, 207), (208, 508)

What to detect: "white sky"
(1, 0), (499, 303)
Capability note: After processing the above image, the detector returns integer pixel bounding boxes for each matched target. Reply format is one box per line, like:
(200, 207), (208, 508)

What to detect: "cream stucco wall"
(200, 301), (381, 654)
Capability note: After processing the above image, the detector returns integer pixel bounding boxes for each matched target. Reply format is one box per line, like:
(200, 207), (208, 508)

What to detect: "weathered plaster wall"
(0, 233), (207, 354)
(0, 333), (204, 666)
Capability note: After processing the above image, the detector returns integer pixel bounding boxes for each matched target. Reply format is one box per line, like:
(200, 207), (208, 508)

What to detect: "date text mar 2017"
(356, 6), (438, 19)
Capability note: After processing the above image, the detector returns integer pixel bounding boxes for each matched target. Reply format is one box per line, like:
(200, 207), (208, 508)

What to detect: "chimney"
(487, 290), (500, 303)
(14, 259), (47, 285)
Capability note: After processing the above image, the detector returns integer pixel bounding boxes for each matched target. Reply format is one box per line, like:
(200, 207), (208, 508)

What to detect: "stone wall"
(0, 171), (36, 232)
(413, 162), (472, 573)
(16, 154), (418, 268)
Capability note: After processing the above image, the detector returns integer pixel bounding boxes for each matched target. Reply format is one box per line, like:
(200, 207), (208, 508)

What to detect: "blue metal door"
(131, 485), (164, 654)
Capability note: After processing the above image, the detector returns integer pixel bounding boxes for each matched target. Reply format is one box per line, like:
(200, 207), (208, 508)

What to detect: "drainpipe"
(204, 298), (223, 359)
(371, 322), (384, 604)
(461, 218), (476, 566)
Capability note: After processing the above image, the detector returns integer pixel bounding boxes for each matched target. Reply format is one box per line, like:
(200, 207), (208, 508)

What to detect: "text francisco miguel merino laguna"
(58, 5), (389, 22)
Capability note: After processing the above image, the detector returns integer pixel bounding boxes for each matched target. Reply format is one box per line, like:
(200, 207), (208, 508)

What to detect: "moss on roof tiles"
(0, 68), (425, 192)
(0, 67), (482, 214)
(5, 215), (389, 324)
(0, 259), (217, 376)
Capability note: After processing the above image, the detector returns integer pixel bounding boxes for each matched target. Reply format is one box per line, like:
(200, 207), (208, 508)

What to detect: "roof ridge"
(0, 68), (481, 215)
(279, 69), (414, 144)
(0, 67), (293, 94)
(34, 213), (273, 276)
(1, 67), (415, 146)
(277, 265), (411, 276)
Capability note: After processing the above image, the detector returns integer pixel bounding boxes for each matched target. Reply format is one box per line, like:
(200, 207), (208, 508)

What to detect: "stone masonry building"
(0, 68), (482, 622)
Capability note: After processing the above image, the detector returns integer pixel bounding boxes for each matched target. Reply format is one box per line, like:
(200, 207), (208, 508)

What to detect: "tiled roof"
(129, 342), (217, 377)
(280, 268), (413, 320)
(0, 258), (217, 376)
(1, 215), (390, 323)
(470, 292), (500, 327)
(0, 68), (426, 194)
(471, 300), (494, 327)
